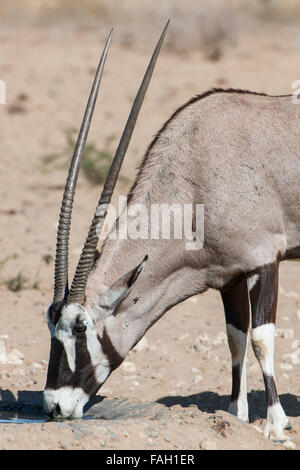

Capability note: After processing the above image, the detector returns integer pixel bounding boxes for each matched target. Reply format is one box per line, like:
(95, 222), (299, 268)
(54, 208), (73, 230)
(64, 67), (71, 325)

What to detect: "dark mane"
(127, 87), (291, 203)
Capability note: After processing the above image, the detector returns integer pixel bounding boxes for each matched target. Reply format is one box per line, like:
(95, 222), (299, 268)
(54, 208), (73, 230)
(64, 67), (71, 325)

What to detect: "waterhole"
(0, 393), (165, 424)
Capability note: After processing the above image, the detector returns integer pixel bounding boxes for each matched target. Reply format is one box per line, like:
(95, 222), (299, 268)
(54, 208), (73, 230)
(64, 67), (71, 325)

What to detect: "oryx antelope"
(43, 22), (299, 441)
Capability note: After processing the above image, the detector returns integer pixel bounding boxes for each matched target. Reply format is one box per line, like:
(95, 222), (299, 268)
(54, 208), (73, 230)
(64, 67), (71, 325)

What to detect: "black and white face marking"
(44, 258), (147, 419)
(44, 303), (110, 419)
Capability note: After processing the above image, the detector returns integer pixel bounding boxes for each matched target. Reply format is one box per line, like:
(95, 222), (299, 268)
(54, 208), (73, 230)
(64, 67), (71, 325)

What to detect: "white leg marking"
(264, 403), (290, 441)
(251, 323), (275, 375)
(226, 324), (248, 422)
(251, 323), (290, 440)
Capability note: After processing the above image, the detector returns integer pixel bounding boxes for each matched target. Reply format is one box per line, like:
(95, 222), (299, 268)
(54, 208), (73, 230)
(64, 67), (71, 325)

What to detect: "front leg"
(221, 277), (250, 422)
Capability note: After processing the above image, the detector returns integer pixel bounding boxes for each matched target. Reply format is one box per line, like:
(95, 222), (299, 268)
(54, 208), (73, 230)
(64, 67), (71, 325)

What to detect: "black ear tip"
(143, 255), (149, 262)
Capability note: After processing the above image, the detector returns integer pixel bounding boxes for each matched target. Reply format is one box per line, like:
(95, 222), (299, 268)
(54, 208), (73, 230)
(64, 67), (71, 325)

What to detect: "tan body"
(86, 90), (300, 355)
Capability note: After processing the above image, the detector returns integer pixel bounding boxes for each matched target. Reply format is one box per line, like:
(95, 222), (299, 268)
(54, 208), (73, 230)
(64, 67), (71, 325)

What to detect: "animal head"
(43, 23), (168, 419)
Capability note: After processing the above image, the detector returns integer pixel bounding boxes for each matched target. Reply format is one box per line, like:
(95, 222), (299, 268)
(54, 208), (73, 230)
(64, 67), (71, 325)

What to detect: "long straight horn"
(67, 20), (170, 305)
(53, 30), (113, 304)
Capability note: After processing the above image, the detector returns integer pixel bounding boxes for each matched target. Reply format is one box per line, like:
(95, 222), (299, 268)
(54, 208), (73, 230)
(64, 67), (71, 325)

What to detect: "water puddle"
(0, 409), (49, 424)
(0, 397), (165, 424)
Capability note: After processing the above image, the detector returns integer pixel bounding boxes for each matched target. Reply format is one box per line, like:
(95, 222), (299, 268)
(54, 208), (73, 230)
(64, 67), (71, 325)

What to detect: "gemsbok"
(43, 21), (299, 441)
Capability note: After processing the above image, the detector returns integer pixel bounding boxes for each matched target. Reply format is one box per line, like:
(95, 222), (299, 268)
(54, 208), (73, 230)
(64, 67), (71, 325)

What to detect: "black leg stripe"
(231, 365), (241, 402)
(221, 277), (250, 333)
(263, 373), (279, 407)
(249, 262), (278, 328)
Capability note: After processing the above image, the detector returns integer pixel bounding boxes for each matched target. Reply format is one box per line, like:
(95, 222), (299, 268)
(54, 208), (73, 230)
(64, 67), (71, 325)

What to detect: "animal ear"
(106, 255), (148, 313)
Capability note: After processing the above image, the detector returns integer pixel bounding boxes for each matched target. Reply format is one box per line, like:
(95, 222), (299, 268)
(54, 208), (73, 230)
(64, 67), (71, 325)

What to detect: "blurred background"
(0, 3), (299, 448)
(2, 0), (300, 54)
(2, 0), (300, 50)
(1, 0), (300, 289)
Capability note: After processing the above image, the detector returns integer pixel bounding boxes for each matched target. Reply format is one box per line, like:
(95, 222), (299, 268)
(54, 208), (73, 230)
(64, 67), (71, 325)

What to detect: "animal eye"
(73, 323), (87, 335)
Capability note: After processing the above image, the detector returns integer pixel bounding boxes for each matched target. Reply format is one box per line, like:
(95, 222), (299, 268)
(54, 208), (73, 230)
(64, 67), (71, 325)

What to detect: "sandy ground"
(0, 21), (299, 450)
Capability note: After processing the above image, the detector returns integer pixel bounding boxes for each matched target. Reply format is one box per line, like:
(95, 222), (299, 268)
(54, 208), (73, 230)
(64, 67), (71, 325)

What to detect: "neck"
(85, 195), (208, 364)
(85, 136), (209, 362)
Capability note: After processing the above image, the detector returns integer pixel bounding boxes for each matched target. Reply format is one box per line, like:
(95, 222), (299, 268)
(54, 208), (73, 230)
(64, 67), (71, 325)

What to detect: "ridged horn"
(52, 30), (113, 304)
(67, 20), (169, 305)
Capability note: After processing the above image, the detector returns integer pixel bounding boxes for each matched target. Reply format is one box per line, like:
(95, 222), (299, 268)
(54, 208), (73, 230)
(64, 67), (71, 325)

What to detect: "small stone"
(196, 332), (210, 344)
(212, 332), (227, 345)
(6, 348), (24, 365)
(30, 362), (43, 369)
(121, 361), (136, 373)
(177, 333), (189, 341)
(275, 329), (294, 339)
(11, 368), (25, 376)
(100, 440), (106, 447)
(147, 426), (158, 438)
(282, 349), (300, 365)
(176, 380), (185, 388)
(193, 374), (203, 384)
(284, 291), (298, 299)
(199, 439), (218, 450)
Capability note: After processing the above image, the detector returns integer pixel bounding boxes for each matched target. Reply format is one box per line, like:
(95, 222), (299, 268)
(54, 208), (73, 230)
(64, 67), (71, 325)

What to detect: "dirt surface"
(0, 14), (299, 450)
